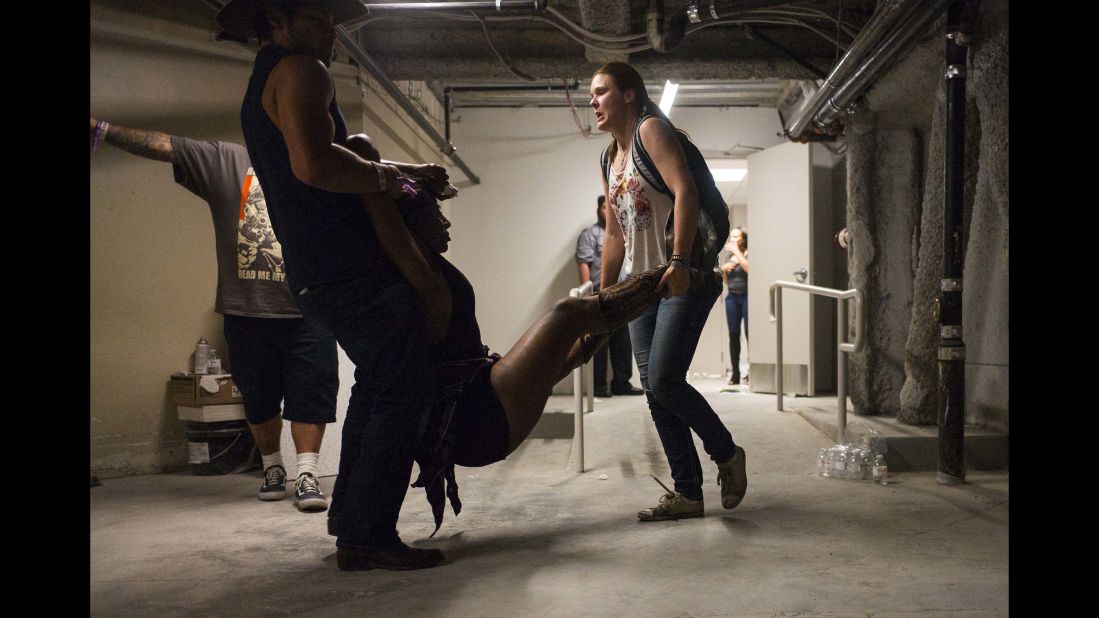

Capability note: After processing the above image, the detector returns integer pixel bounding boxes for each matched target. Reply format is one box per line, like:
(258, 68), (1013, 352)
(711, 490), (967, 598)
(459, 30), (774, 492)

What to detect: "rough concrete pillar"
(961, 0), (1008, 431)
(899, 79), (947, 426)
(847, 123), (921, 416)
(900, 0), (1007, 429)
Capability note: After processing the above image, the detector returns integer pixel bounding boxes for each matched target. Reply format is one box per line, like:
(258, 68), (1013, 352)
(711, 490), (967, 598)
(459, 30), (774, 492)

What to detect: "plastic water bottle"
(818, 448), (829, 477)
(206, 348), (222, 374)
(845, 447), (860, 480)
(873, 455), (888, 485)
(194, 337), (210, 374)
(829, 446), (847, 478)
(856, 446), (872, 480)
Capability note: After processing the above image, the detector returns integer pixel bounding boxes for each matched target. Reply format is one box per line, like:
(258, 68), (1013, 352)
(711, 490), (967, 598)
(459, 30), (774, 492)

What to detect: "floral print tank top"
(607, 145), (675, 276)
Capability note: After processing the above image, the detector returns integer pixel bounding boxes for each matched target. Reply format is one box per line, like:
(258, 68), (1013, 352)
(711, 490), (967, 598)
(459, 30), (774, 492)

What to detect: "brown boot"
(597, 264), (668, 327)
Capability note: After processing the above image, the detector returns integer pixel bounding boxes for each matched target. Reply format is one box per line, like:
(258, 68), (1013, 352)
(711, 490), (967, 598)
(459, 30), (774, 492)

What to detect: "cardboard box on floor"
(169, 373), (243, 407)
(177, 403), (247, 423)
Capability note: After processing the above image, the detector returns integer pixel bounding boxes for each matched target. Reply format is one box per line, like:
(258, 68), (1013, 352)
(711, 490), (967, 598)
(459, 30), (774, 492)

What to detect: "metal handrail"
(569, 280), (595, 472)
(768, 280), (865, 442)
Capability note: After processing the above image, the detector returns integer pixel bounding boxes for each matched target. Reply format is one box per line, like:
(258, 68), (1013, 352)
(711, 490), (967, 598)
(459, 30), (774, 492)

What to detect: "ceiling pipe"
(785, 0), (949, 140)
(336, 26), (481, 184)
(785, 0), (914, 138)
(357, 1), (545, 10)
(646, 0), (688, 53)
(815, 0), (950, 128)
(445, 81), (579, 92)
(344, 0), (547, 31)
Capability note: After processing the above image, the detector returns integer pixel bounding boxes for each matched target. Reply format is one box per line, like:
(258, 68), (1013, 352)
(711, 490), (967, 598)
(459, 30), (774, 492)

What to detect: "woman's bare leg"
(489, 265), (668, 453)
(489, 295), (609, 453)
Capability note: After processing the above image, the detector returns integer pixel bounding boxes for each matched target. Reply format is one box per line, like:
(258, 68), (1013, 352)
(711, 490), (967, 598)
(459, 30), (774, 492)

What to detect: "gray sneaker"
(716, 446), (747, 509)
(294, 472), (329, 512)
(637, 475), (704, 521)
(258, 465), (286, 501)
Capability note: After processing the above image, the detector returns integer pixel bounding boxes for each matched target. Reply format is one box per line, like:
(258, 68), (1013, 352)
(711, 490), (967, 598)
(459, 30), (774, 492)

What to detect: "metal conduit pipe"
(446, 82), (579, 92)
(569, 280), (595, 473)
(646, 0), (688, 53)
(784, 0), (916, 139)
(343, 0), (546, 30)
(815, 0), (950, 128)
(355, 1), (546, 11)
(937, 0), (977, 486)
(336, 27), (481, 184)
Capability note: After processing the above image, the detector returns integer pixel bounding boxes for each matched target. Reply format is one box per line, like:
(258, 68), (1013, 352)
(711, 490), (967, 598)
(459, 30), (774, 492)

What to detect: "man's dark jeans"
(297, 277), (434, 549)
(593, 325), (634, 393)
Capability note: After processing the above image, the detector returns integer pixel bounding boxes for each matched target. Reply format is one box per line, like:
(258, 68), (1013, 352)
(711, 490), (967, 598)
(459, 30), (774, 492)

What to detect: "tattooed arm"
(90, 116), (175, 163)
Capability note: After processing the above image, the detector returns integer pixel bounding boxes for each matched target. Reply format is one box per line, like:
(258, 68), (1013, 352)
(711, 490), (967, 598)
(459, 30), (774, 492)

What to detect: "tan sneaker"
(716, 446), (747, 509)
(637, 475), (704, 521)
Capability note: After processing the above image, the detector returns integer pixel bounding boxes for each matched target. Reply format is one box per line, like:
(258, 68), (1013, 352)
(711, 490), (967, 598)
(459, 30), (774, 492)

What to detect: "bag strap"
(600, 143), (611, 180)
(629, 114), (730, 270)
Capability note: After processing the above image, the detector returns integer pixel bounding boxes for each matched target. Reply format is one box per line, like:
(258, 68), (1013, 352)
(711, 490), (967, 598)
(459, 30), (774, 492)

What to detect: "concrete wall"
(958, 0), (1009, 432)
(847, 126), (921, 415)
(846, 0), (1008, 431)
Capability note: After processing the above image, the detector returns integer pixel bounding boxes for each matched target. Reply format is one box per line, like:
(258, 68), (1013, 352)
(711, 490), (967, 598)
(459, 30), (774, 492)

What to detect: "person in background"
(719, 227), (749, 385)
(575, 195), (643, 398)
(90, 116), (338, 512)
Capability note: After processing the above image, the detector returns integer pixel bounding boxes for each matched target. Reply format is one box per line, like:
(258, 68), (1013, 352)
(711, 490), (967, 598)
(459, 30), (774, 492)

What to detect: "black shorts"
(451, 358), (509, 468)
(222, 314), (339, 425)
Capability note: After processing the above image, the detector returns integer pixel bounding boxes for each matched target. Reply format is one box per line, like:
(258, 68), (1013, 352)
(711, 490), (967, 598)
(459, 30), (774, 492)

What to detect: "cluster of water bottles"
(818, 428), (889, 485)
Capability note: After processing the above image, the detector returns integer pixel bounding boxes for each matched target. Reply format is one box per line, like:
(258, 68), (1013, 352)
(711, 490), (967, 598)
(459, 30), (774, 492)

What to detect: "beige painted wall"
(90, 5), (366, 478)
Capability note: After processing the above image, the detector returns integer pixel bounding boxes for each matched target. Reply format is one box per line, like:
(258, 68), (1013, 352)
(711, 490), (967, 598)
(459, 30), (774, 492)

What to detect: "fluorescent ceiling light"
(705, 158), (748, 183)
(658, 80), (678, 116)
(711, 169), (748, 182)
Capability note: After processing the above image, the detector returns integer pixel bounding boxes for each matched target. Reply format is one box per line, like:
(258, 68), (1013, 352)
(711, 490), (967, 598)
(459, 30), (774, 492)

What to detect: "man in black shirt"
(222, 0), (451, 571)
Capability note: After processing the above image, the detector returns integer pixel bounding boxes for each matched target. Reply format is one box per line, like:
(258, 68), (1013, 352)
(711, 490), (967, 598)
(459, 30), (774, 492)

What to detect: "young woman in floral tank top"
(589, 62), (748, 521)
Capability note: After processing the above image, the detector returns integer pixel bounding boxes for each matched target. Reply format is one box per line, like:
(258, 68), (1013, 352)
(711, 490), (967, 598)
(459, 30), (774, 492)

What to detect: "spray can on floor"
(194, 337), (210, 374)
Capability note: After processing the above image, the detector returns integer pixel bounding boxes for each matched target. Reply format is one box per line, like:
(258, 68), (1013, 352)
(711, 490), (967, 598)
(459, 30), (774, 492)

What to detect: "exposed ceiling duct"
(646, 0), (688, 53)
(340, 0), (875, 82)
(446, 80), (789, 108)
(784, 0), (951, 140)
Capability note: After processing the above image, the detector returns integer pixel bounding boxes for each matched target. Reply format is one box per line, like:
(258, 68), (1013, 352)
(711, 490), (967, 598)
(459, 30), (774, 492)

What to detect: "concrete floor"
(90, 379), (1008, 616)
